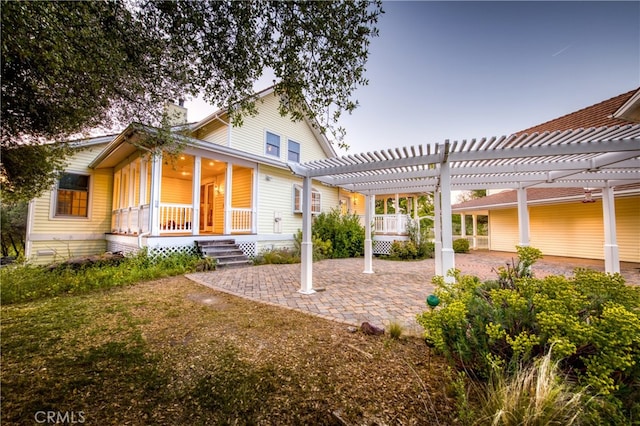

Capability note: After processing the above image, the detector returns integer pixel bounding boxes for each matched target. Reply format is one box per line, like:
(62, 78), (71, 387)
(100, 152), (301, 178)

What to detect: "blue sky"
(189, 1), (639, 155)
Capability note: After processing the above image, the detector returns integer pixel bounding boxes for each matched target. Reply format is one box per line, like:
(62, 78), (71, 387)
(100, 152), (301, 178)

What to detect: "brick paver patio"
(186, 251), (640, 334)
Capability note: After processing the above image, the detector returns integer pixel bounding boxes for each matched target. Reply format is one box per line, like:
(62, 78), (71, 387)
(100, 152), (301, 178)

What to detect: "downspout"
(138, 231), (151, 249)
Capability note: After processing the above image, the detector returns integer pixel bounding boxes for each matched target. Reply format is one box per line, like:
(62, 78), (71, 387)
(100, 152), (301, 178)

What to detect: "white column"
(139, 157), (148, 206)
(191, 156), (201, 235)
(471, 214), (478, 249)
(517, 187), (530, 247)
(602, 185), (620, 274)
(251, 167), (258, 233)
(460, 213), (466, 239)
(299, 176), (315, 294)
(440, 159), (455, 282)
(224, 163), (232, 235)
(149, 152), (163, 236)
(434, 189), (442, 276)
(413, 196), (418, 220)
(363, 194), (374, 274)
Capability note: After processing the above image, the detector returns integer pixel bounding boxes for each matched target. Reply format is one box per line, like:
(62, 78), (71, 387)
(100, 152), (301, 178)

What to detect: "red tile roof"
(516, 88), (639, 136)
(453, 184), (640, 211)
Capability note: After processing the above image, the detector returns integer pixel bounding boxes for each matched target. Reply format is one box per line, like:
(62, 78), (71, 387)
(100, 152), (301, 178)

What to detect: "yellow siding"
(614, 196), (640, 262)
(231, 167), (252, 208)
(229, 93), (330, 162)
(257, 165), (339, 236)
(160, 176), (192, 204)
(486, 196), (640, 262)
(28, 144), (113, 264)
(530, 202), (604, 259)
(489, 209), (520, 252)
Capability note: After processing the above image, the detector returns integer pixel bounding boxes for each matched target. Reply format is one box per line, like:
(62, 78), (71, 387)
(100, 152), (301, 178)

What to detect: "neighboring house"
(26, 88), (380, 264)
(452, 88), (640, 262)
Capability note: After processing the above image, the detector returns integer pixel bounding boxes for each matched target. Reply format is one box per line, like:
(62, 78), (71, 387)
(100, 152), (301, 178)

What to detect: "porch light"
(582, 188), (596, 203)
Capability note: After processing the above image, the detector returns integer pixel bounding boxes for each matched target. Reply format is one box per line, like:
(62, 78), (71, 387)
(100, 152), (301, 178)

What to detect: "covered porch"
(89, 127), (259, 240)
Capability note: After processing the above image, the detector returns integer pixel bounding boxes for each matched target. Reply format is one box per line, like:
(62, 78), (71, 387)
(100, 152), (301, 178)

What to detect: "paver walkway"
(186, 251), (640, 334)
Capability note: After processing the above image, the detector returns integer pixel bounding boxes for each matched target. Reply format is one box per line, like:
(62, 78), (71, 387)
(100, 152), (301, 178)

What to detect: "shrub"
(0, 250), (208, 304)
(293, 230), (332, 262)
(452, 238), (470, 253)
(417, 247), (640, 421)
(311, 209), (364, 258)
(254, 247), (300, 265)
(386, 219), (434, 261)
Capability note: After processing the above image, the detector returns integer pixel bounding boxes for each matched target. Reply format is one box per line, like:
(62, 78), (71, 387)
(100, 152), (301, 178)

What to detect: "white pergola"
(289, 125), (640, 293)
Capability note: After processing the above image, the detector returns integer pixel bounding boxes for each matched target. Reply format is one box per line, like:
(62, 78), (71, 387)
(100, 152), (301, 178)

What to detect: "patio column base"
(298, 289), (316, 295)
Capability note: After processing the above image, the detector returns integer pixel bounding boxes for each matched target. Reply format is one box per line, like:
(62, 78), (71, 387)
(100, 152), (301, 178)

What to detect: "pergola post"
(363, 194), (374, 274)
(299, 176), (315, 294)
(601, 184), (620, 274)
(433, 188), (442, 276)
(517, 187), (530, 247)
(440, 152), (455, 282)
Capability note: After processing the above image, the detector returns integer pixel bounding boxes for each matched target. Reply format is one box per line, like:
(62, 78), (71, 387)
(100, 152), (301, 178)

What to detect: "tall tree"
(1, 0), (382, 202)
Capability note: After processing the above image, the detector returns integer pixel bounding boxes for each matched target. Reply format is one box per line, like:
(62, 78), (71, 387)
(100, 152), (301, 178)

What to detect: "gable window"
(265, 131), (280, 157)
(288, 140), (300, 163)
(293, 185), (321, 214)
(55, 173), (89, 217)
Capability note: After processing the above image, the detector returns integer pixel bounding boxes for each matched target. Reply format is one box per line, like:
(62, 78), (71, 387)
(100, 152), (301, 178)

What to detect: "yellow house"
(452, 185), (640, 262)
(25, 88), (372, 264)
(452, 88), (640, 263)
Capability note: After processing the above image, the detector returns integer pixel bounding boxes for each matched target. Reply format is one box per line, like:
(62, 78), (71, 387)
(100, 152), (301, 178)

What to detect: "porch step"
(196, 240), (253, 268)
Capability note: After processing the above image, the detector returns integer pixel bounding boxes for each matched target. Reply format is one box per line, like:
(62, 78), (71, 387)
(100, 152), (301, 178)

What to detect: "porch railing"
(453, 234), (490, 250)
(231, 208), (253, 233)
(160, 203), (193, 233)
(111, 205), (150, 234)
(372, 214), (410, 234)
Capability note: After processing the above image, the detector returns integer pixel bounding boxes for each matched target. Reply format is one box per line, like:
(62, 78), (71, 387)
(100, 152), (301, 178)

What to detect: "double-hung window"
(293, 185), (321, 214)
(55, 173), (89, 217)
(265, 131), (280, 157)
(287, 140), (300, 163)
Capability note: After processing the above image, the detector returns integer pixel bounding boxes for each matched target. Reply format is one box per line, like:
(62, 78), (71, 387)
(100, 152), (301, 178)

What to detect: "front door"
(200, 182), (215, 233)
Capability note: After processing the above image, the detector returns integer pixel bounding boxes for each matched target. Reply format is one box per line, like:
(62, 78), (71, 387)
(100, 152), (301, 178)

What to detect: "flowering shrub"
(417, 247), (640, 421)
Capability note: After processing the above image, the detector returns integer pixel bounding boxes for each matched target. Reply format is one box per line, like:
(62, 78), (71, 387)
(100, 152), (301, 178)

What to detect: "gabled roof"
(89, 123), (292, 170)
(189, 86), (337, 158)
(516, 88), (640, 135)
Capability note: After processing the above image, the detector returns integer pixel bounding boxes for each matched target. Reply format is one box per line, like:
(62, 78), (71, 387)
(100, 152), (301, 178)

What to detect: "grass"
(1, 276), (459, 425)
(469, 350), (586, 426)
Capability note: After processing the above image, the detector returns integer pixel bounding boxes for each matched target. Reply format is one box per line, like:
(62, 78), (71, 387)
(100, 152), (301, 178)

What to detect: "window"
(55, 173), (89, 217)
(265, 131), (280, 157)
(288, 140), (300, 163)
(293, 185), (321, 214)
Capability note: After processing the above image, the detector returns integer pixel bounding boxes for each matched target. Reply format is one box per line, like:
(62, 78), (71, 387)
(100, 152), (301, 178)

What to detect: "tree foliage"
(1, 0), (383, 201)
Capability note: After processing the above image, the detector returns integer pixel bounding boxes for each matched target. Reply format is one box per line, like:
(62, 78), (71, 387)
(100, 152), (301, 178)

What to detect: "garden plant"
(418, 246), (640, 424)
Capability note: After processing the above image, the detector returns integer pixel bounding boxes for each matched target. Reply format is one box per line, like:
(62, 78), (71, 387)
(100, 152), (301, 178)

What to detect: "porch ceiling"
(289, 125), (640, 195)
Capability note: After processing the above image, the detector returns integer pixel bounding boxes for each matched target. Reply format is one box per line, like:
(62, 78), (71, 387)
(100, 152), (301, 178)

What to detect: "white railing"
(231, 208), (253, 233)
(111, 205), (150, 234)
(159, 203), (193, 233)
(372, 214), (410, 234)
(453, 235), (490, 250)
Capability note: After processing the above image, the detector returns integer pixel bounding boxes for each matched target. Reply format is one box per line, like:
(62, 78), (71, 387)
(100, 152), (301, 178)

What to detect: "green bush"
(0, 250), (208, 304)
(452, 238), (470, 253)
(254, 247), (300, 265)
(417, 247), (640, 421)
(293, 230), (333, 262)
(386, 219), (434, 260)
(311, 209), (364, 258)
